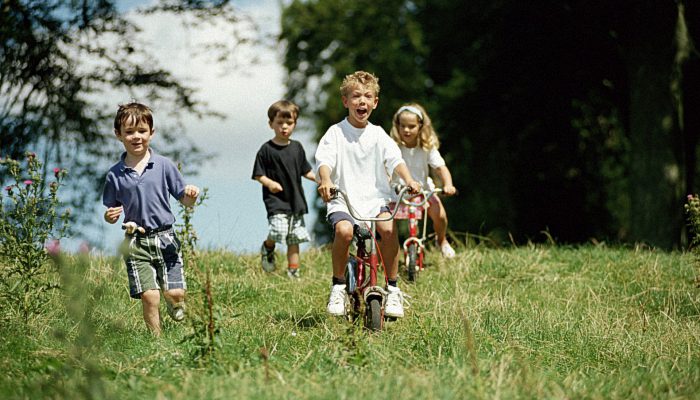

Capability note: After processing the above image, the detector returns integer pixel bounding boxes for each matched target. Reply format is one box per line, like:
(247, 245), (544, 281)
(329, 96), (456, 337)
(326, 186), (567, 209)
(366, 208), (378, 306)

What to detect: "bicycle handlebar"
(330, 186), (413, 222)
(394, 184), (444, 207)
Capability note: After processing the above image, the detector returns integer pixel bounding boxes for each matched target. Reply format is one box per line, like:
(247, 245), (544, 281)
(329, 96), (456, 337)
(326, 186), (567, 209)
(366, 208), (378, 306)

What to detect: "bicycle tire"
(407, 244), (418, 282)
(368, 298), (383, 331)
(345, 257), (357, 293)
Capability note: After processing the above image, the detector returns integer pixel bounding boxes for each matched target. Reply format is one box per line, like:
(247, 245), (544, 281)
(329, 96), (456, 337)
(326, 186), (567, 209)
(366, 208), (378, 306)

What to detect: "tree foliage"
(281, 0), (700, 247)
(1, 0), (259, 232)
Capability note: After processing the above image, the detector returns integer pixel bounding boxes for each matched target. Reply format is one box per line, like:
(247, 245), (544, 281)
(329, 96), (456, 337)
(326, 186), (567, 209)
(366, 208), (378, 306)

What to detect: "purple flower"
(4, 186), (12, 194)
(54, 167), (61, 177)
(24, 179), (33, 186)
(45, 239), (61, 256)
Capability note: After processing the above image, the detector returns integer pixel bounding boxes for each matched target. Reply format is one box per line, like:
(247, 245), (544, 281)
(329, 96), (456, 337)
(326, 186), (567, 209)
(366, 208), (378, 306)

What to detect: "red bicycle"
(330, 186), (412, 331)
(393, 186), (443, 282)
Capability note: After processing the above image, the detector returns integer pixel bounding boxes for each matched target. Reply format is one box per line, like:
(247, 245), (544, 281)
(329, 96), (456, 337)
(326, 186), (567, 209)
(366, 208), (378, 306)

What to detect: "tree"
(1, 0), (259, 231)
(281, 0), (699, 247)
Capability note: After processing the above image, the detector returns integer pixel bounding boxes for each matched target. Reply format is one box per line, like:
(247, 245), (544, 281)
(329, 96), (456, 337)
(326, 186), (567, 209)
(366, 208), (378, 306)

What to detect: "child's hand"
(443, 184), (457, 196)
(406, 180), (422, 195)
(184, 185), (200, 199)
(317, 180), (334, 202)
(267, 181), (283, 193)
(104, 206), (123, 224)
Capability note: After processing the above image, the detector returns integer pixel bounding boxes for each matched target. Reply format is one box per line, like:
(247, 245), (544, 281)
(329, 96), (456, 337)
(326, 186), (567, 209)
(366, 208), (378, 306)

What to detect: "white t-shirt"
(315, 118), (405, 218)
(391, 146), (446, 189)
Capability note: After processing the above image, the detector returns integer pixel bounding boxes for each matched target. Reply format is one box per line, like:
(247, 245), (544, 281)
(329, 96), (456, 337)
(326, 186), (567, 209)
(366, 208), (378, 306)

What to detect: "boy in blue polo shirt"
(103, 102), (200, 337)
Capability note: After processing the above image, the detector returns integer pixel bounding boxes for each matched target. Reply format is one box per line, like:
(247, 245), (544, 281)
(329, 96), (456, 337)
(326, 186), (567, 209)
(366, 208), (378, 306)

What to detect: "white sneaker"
(166, 301), (185, 322)
(327, 284), (347, 316)
(441, 242), (456, 258)
(287, 268), (300, 279)
(385, 286), (405, 318)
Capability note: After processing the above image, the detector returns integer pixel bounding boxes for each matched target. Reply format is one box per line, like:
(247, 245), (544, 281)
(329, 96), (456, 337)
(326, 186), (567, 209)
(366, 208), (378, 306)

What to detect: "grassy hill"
(1, 245), (699, 399)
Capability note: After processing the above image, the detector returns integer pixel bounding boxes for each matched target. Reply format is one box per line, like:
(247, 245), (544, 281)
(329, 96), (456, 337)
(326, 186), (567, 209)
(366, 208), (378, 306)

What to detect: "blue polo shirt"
(102, 149), (186, 230)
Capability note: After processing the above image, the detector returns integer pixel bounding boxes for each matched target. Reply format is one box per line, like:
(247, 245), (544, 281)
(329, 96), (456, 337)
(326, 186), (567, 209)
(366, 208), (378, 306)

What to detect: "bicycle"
(392, 186), (443, 282)
(330, 185), (413, 331)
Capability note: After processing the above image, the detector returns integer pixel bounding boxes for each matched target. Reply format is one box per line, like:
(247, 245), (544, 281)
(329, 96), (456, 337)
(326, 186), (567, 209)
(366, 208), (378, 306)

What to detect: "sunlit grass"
(1, 245), (699, 399)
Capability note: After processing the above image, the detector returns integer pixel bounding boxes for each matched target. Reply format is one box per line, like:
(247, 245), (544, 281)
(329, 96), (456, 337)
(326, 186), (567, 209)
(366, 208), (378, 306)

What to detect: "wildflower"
(24, 179), (33, 186)
(54, 167), (61, 177)
(45, 239), (61, 257)
(27, 152), (36, 160)
(4, 186), (12, 194)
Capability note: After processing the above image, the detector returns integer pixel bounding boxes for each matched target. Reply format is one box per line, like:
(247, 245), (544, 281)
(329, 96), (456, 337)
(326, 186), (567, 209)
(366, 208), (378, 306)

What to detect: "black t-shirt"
(252, 140), (313, 217)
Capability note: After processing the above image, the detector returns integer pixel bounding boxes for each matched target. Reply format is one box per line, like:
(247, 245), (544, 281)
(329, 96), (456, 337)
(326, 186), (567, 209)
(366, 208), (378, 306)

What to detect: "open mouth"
(356, 108), (368, 118)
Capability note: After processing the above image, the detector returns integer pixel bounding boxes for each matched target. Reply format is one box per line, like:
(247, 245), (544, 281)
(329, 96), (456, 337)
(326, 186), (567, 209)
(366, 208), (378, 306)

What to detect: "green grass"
(1, 244), (699, 399)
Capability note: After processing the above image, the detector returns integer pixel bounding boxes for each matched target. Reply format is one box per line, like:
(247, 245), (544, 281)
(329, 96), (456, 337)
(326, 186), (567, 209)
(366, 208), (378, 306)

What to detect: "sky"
(93, 0), (319, 255)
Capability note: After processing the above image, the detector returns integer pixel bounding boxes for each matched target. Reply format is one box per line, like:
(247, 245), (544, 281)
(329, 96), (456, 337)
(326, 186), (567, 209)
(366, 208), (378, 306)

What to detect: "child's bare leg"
(332, 221), (353, 280)
(163, 288), (185, 306)
(287, 244), (300, 267)
(429, 199), (449, 246)
(377, 216), (399, 280)
(141, 289), (161, 336)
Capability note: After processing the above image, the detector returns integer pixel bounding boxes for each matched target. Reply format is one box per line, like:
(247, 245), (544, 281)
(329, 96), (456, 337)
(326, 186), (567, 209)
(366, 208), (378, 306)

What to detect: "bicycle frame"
(395, 188), (443, 281)
(330, 186), (412, 330)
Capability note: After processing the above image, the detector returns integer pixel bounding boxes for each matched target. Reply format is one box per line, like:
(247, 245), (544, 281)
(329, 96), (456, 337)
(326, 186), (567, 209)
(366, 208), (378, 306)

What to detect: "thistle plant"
(0, 152), (70, 323)
(684, 194), (700, 286)
(174, 182), (221, 364)
(685, 194), (700, 247)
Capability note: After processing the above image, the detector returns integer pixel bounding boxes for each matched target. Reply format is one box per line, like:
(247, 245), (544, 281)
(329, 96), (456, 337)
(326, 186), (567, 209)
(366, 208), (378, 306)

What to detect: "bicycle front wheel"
(368, 298), (383, 331)
(407, 244), (418, 282)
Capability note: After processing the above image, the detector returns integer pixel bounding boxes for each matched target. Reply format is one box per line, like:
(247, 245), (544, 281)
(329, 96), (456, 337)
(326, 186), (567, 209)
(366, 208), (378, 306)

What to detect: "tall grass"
(1, 244), (698, 399)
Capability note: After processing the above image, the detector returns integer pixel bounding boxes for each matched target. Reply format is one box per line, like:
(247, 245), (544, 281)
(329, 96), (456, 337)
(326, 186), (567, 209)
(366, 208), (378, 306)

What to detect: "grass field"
(1, 244), (699, 399)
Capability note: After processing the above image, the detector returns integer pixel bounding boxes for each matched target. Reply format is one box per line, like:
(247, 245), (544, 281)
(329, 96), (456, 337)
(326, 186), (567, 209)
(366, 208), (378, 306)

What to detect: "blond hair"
(114, 102), (153, 132)
(390, 103), (440, 150)
(267, 100), (300, 122)
(339, 71), (380, 97)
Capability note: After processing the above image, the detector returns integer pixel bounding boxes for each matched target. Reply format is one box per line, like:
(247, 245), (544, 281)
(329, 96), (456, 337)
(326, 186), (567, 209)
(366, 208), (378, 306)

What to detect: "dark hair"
(114, 102), (154, 132)
(267, 100), (299, 122)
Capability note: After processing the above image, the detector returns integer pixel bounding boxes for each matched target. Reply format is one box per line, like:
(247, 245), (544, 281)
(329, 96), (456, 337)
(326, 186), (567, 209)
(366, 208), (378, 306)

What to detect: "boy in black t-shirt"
(252, 100), (316, 278)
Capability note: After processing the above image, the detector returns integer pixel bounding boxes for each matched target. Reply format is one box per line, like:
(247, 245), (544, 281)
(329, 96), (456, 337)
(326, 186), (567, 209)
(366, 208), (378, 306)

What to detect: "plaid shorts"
(122, 227), (186, 299)
(267, 213), (311, 245)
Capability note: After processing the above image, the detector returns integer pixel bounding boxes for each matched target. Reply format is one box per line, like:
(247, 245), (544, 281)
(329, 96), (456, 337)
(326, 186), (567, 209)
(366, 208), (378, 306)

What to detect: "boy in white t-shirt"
(316, 71), (421, 318)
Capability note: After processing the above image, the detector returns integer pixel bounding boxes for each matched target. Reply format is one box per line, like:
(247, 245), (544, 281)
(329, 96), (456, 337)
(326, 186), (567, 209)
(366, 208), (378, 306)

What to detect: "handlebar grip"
(329, 186), (339, 199)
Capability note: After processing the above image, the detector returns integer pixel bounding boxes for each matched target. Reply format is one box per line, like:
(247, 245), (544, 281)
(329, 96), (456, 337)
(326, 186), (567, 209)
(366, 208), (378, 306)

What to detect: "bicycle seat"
(353, 224), (372, 241)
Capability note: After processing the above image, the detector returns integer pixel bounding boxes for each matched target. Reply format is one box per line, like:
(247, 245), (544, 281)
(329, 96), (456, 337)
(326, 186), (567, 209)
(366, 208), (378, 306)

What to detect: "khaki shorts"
(122, 228), (186, 299)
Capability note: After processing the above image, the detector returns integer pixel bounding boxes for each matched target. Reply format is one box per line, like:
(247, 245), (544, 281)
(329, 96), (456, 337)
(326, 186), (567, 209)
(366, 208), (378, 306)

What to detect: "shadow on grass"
(272, 311), (326, 329)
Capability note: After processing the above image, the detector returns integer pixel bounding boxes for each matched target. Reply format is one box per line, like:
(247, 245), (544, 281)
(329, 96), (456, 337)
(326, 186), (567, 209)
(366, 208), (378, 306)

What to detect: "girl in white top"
(390, 103), (458, 258)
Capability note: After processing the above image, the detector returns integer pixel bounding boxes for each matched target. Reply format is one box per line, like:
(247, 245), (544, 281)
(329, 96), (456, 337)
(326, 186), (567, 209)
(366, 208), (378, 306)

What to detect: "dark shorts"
(122, 228), (186, 299)
(327, 206), (391, 228)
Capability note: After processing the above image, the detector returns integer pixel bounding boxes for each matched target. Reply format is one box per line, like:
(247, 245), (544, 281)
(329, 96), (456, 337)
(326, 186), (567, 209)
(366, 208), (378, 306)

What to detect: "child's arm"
(393, 163), (421, 194)
(317, 165), (334, 202)
(254, 175), (283, 193)
(303, 170), (316, 182)
(434, 166), (457, 196)
(104, 206), (123, 224)
(179, 184), (200, 207)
